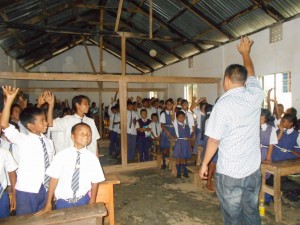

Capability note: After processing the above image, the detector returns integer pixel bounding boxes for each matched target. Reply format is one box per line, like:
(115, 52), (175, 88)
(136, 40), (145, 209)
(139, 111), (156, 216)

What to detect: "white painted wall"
(150, 16), (300, 113)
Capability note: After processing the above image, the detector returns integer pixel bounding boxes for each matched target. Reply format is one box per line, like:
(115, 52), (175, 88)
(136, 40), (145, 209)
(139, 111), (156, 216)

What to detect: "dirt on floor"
(110, 168), (300, 225)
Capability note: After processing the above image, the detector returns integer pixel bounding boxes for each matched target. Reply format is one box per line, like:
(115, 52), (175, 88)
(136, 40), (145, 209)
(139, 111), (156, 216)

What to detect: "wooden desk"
(260, 158), (300, 223)
(96, 174), (120, 225)
(0, 202), (107, 225)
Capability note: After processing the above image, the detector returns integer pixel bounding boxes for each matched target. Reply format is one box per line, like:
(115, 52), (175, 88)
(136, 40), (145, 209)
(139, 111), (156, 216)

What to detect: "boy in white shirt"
(36, 123), (105, 213)
(0, 148), (18, 218)
(1, 86), (55, 215)
(149, 113), (162, 152)
(108, 104), (120, 157)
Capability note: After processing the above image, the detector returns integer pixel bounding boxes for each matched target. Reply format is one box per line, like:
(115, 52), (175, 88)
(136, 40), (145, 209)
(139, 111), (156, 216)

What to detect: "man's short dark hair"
(72, 95), (90, 111)
(224, 64), (248, 84)
(20, 107), (45, 129)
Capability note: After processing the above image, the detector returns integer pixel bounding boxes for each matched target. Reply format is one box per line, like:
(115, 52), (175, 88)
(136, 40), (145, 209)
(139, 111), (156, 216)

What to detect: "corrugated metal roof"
(0, 0), (299, 73)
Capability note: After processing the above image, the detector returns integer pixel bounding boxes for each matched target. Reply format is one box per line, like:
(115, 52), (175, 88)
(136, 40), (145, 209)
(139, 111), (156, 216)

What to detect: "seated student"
(136, 109), (152, 162)
(149, 113), (162, 152)
(1, 86), (55, 215)
(160, 98), (176, 169)
(171, 106), (191, 178)
(49, 95), (100, 157)
(260, 108), (277, 163)
(36, 123), (105, 213)
(271, 113), (300, 162)
(0, 148), (18, 218)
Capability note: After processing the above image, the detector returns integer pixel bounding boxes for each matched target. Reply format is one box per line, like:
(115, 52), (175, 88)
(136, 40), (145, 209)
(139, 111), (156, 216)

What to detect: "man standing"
(200, 36), (264, 225)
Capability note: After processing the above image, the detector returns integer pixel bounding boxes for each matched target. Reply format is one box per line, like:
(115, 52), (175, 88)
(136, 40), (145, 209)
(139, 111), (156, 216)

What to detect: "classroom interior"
(0, 0), (300, 224)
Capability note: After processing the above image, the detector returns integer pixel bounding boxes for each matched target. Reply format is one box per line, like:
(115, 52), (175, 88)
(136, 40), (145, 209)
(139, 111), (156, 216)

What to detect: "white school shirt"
(46, 147), (105, 200)
(150, 107), (162, 121)
(0, 136), (20, 165)
(3, 125), (55, 193)
(109, 113), (121, 133)
(181, 109), (194, 134)
(260, 124), (278, 145)
(160, 110), (172, 124)
(149, 122), (162, 138)
(0, 148), (18, 194)
(18, 121), (29, 135)
(51, 114), (100, 155)
(127, 110), (138, 135)
(192, 108), (205, 130)
(206, 76), (264, 178)
(47, 117), (65, 154)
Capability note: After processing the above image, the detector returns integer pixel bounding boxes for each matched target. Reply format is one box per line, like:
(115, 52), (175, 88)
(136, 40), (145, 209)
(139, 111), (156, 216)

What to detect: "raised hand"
(2, 86), (19, 103)
(44, 91), (54, 106)
(197, 97), (206, 103)
(237, 36), (254, 55)
(37, 92), (46, 108)
(18, 95), (28, 110)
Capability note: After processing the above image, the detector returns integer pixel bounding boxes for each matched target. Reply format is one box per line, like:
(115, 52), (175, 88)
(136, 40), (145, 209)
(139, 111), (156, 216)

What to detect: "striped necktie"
(186, 112), (189, 125)
(71, 151), (81, 199)
(155, 123), (158, 136)
(9, 143), (13, 153)
(112, 114), (115, 129)
(0, 183), (3, 198)
(40, 137), (50, 190)
(129, 111), (132, 129)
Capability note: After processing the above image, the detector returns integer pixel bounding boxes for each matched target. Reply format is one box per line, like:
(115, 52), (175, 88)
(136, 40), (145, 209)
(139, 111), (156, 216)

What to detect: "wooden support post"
(82, 36), (97, 74)
(121, 34), (126, 76)
(149, 0), (153, 39)
(98, 9), (104, 138)
(119, 78), (128, 166)
(114, 0), (124, 32)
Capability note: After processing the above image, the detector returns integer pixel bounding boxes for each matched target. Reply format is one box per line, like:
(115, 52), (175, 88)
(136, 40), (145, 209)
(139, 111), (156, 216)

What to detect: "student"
(180, 99), (195, 148)
(10, 103), (28, 134)
(267, 88), (284, 128)
(171, 107), (191, 178)
(149, 113), (162, 152)
(50, 95), (100, 157)
(271, 113), (300, 162)
(108, 104), (120, 157)
(160, 98), (176, 170)
(1, 86), (55, 215)
(135, 109), (152, 162)
(127, 101), (138, 161)
(0, 148), (18, 218)
(190, 97), (207, 154)
(260, 108), (277, 163)
(137, 98), (152, 120)
(36, 123), (105, 213)
(150, 99), (161, 122)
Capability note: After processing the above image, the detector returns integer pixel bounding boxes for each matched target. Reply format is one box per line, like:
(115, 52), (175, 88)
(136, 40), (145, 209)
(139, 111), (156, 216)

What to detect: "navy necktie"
(129, 111), (133, 129)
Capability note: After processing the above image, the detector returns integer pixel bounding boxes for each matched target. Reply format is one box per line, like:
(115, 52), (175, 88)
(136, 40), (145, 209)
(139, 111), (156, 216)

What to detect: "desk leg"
(260, 167), (266, 201)
(273, 171), (282, 223)
(109, 186), (115, 225)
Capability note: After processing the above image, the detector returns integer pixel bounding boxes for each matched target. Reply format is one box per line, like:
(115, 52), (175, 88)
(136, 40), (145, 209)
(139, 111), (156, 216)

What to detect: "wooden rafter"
(114, 0), (124, 32)
(178, 0), (234, 39)
(251, 0), (285, 21)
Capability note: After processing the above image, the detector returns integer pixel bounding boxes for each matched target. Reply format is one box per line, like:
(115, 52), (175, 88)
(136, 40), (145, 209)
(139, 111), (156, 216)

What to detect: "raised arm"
(237, 36), (254, 76)
(1, 86), (19, 129)
(44, 91), (55, 127)
(190, 97), (206, 112)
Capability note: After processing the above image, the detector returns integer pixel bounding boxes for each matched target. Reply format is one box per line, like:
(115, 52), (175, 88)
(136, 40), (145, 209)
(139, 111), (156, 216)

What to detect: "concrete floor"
(99, 144), (300, 225)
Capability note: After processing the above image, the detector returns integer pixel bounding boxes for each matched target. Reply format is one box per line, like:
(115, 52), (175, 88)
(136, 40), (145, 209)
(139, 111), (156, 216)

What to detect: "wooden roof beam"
(114, 0), (124, 32)
(21, 87), (168, 92)
(178, 0), (233, 39)
(251, 0), (285, 21)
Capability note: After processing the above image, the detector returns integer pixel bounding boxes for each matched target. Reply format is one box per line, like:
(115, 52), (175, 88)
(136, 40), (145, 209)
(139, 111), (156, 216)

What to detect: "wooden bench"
(150, 152), (162, 169)
(0, 202), (107, 225)
(165, 155), (198, 177)
(187, 165), (201, 186)
(260, 158), (300, 223)
(96, 174), (120, 225)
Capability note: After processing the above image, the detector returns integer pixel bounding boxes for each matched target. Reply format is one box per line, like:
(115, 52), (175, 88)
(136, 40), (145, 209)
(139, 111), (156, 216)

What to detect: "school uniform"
(127, 110), (138, 160)
(51, 114), (100, 155)
(138, 107), (152, 120)
(3, 124), (55, 215)
(173, 121), (191, 159)
(181, 109), (194, 135)
(192, 108), (206, 146)
(47, 117), (65, 154)
(46, 147), (105, 209)
(108, 104), (121, 156)
(150, 107), (162, 121)
(149, 121), (162, 152)
(272, 127), (300, 162)
(0, 136), (20, 165)
(260, 124), (277, 161)
(0, 148), (18, 218)
(136, 118), (152, 162)
(160, 110), (176, 149)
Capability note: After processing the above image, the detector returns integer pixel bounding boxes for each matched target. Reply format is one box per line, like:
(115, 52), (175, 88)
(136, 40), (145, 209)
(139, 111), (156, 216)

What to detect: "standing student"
(172, 107), (191, 178)
(36, 123), (105, 213)
(1, 86), (55, 215)
(136, 109), (152, 162)
(127, 101), (138, 161)
(160, 98), (176, 170)
(180, 99), (195, 149)
(200, 37), (264, 225)
(108, 105), (120, 157)
(50, 95), (100, 157)
(149, 113), (162, 152)
(0, 148), (17, 218)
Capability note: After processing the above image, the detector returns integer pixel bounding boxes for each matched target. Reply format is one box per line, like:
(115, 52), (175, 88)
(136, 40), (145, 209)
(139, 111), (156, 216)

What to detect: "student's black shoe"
(183, 174), (190, 178)
(177, 175), (181, 178)
(161, 165), (166, 170)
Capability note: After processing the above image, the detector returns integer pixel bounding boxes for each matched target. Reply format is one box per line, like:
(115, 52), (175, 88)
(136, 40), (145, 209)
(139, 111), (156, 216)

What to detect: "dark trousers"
(127, 134), (137, 160)
(137, 137), (151, 162)
(56, 193), (90, 209)
(109, 130), (120, 155)
(0, 191), (10, 218)
(16, 185), (47, 215)
(215, 169), (261, 225)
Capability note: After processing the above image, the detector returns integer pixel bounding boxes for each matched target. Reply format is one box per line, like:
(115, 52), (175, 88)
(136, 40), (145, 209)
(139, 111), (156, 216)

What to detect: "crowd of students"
(0, 79), (299, 219)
